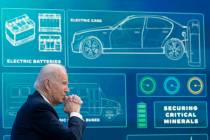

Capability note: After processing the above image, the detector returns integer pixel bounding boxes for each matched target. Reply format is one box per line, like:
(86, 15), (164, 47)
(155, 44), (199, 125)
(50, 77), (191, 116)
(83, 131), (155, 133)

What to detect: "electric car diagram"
(71, 15), (201, 66)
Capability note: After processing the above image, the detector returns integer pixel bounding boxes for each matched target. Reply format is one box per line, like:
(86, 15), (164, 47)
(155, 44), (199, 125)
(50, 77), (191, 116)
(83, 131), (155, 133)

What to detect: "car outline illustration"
(71, 15), (202, 66)
(69, 83), (122, 121)
(4, 84), (33, 118)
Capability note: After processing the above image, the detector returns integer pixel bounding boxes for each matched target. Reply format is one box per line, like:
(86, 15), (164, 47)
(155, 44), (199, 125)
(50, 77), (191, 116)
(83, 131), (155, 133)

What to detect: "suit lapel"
(31, 91), (60, 119)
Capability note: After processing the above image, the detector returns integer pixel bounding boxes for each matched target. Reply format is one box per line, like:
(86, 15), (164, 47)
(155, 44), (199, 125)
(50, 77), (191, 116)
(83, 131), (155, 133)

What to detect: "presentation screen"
(0, 0), (209, 140)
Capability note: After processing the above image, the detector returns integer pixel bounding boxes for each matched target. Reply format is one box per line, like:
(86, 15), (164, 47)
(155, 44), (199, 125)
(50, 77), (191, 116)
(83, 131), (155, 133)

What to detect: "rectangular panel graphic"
(136, 73), (207, 97)
(154, 101), (208, 128)
(1, 8), (66, 67)
(2, 73), (126, 128)
(2, 73), (37, 128)
(127, 134), (208, 140)
(3, 135), (10, 140)
(57, 73), (127, 128)
(67, 10), (205, 69)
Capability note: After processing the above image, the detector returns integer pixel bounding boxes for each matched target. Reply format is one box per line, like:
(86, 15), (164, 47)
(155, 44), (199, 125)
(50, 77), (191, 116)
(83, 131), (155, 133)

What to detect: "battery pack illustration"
(38, 13), (61, 32)
(5, 14), (35, 46)
(137, 102), (147, 128)
(39, 34), (62, 52)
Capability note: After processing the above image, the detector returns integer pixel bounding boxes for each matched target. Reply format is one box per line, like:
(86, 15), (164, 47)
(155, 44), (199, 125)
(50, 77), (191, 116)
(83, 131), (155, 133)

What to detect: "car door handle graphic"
(162, 30), (170, 34)
(134, 31), (140, 34)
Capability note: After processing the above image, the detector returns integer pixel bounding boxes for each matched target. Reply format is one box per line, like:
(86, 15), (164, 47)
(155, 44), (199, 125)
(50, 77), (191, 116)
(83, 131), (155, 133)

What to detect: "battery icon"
(137, 102), (147, 128)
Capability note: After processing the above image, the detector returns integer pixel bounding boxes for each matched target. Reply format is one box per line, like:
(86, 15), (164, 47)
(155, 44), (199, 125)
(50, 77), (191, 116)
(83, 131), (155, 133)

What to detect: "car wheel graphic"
(164, 38), (185, 60)
(103, 109), (116, 121)
(80, 36), (102, 59)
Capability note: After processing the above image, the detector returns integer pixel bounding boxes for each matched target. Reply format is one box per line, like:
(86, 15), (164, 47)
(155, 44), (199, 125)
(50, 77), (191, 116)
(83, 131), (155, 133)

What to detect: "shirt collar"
(36, 89), (51, 105)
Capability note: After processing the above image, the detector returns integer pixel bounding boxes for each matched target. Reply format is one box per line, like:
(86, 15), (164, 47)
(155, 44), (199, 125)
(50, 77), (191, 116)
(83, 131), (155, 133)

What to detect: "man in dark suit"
(11, 64), (85, 140)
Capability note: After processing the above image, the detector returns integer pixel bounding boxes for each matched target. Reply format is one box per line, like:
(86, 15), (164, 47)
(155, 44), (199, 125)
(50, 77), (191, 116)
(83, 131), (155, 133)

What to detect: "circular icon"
(81, 36), (103, 59)
(163, 76), (180, 95)
(164, 38), (185, 60)
(139, 76), (156, 95)
(187, 77), (204, 95)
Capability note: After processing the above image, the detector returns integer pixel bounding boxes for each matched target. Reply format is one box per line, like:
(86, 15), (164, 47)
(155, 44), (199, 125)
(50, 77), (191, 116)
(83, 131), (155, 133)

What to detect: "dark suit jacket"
(11, 91), (85, 140)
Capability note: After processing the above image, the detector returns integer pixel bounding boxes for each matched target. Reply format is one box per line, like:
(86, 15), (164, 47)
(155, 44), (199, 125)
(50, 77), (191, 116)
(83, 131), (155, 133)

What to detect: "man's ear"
(44, 79), (51, 91)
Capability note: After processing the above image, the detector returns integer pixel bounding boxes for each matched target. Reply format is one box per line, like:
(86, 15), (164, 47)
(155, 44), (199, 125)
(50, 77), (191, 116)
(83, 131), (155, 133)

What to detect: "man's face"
(50, 70), (69, 105)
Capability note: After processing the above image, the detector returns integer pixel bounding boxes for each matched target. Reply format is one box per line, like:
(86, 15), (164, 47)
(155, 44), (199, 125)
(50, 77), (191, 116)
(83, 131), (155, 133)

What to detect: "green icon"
(137, 102), (147, 128)
(139, 76), (156, 95)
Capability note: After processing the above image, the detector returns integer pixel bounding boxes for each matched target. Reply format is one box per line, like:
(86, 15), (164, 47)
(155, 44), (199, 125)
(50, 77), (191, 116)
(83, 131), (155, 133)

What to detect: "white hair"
(34, 64), (67, 89)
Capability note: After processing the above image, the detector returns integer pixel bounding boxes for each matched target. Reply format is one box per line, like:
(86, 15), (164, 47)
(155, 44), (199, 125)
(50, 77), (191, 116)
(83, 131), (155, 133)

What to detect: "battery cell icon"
(38, 13), (61, 32)
(39, 34), (62, 52)
(137, 102), (147, 128)
(5, 14), (35, 46)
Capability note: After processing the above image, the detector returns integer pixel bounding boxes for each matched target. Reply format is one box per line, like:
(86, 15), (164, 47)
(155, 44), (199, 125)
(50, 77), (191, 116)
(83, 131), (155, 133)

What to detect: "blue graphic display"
(154, 101), (208, 128)
(2, 73), (37, 128)
(68, 10), (205, 69)
(1, 8), (66, 67)
(3, 135), (10, 140)
(57, 73), (127, 128)
(127, 134), (208, 140)
(137, 74), (207, 97)
(0, 0), (209, 140)
(2, 73), (126, 128)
